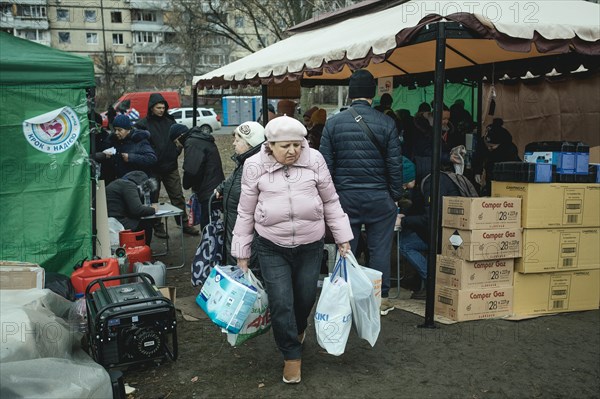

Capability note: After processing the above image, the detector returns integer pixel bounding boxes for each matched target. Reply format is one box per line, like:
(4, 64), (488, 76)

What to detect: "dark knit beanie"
(349, 69), (376, 99)
(113, 114), (132, 130)
(169, 123), (190, 141)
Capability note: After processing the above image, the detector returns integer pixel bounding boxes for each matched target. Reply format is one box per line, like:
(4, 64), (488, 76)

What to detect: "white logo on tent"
(22, 107), (81, 154)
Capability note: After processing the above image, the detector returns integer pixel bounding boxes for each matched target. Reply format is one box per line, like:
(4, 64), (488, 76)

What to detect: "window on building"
(111, 11), (122, 23)
(20, 30), (41, 41)
(58, 32), (70, 44)
(113, 55), (125, 65)
(84, 10), (97, 22)
(132, 10), (157, 22)
(112, 33), (124, 44)
(86, 33), (98, 44)
(235, 16), (244, 28)
(135, 31), (160, 44)
(166, 53), (181, 64)
(21, 5), (46, 18)
(134, 52), (165, 65)
(56, 9), (69, 21)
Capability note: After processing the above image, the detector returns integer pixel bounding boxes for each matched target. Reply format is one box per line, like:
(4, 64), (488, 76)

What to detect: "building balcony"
(0, 15), (48, 30)
(0, 0), (46, 4)
(131, 21), (174, 32)
(129, 1), (172, 11)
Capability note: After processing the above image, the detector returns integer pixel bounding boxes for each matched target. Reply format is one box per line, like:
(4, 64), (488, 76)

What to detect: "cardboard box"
(513, 270), (600, 316)
(0, 261), (45, 290)
(517, 228), (600, 273)
(436, 255), (514, 289)
(196, 265), (258, 334)
(434, 285), (514, 321)
(158, 286), (177, 304)
(492, 182), (600, 228)
(441, 228), (522, 261)
(442, 197), (521, 230)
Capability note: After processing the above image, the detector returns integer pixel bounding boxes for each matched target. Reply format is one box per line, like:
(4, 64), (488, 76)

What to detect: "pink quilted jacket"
(231, 139), (353, 259)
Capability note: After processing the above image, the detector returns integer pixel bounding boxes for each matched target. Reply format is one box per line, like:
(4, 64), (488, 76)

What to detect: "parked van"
(101, 91), (181, 127)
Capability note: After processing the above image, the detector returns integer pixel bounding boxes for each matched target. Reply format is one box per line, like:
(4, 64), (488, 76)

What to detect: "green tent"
(0, 32), (95, 274)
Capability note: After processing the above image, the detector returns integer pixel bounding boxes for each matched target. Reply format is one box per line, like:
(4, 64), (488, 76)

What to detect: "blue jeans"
(399, 229), (428, 280)
(256, 235), (323, 360)
(339, 190), (396, 297)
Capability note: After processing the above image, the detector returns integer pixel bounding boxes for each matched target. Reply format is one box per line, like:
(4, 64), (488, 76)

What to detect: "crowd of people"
(90, 71), (520, 385)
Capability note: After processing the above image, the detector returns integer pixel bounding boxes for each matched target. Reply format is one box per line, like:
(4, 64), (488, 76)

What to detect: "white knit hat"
(234, 121), (266, 148)
(264, 115), (307, 142)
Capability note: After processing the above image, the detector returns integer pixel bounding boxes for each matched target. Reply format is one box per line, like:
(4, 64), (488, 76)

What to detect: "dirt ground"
(121, 134), (600, 399)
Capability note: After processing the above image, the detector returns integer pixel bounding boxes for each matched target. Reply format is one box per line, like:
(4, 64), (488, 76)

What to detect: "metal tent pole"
(192, 84), (198, 127)
(420, 21), (447, 329)
(261, 85), (269, 127)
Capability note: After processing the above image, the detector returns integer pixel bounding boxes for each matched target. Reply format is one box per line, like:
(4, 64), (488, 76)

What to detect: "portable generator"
(85, 273), (178, 369)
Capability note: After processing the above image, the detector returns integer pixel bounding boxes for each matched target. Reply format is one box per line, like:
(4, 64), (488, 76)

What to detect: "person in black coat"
(170, 124), (225, 231)
(476, 118), (521, 196)
(99, 114), (157, 179)
(135, 93), (198, 236)
(320, 69), (403, 316)
(90, 111), (117, 183)
(215, 121), (266, 266)
(106, 171), (157, 245)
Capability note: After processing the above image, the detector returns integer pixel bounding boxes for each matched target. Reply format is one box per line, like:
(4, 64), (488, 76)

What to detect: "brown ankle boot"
(282, 359), (301, 384)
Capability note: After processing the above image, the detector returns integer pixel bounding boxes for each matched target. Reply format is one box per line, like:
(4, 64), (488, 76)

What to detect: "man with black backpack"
(320, 69), (404, 316)
(398, 167), (478, 299)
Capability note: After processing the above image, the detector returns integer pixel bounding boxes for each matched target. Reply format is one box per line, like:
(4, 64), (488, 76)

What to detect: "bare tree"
(93, 52), (134, 110)
(170, 0), (358, 53)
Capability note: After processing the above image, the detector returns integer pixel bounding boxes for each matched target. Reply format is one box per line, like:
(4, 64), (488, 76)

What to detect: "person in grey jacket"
(214, 121), (266, 267)
(320, 69), (404, 316)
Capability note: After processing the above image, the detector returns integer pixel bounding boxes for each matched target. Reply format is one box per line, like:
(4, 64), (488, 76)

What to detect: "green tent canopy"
(0, 32), (95, 275)
(0, 32), (95, 88)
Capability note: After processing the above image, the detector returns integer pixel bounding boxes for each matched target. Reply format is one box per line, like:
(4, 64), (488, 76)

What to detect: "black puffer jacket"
(105, 129), (157, 178)
(135, 93), (178, 173)
(320, 100), (404, 200)
(216, 144), (262, 265)
(106, 171), (155, 230)
(182, 128), (225, 201)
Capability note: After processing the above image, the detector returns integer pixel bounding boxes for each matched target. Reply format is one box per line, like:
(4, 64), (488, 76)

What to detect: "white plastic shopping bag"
(227, 270), (271, 346)
(333, 251), (382, 307)
(315, 259), (352, 356)
(345, 251), (381, 347)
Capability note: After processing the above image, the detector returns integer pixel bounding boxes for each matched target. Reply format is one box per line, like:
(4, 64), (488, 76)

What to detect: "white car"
(169, 107), (221, 133)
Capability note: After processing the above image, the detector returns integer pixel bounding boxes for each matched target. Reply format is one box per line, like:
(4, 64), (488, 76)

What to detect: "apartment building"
(0, 1), (50, 45)
(1, 0), (290, 96)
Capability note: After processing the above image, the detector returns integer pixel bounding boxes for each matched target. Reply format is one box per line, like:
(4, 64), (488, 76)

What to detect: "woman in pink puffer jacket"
(231, 116), (353, 385)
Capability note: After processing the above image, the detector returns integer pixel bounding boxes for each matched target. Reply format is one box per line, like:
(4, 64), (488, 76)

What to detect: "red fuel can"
(119, 230), (146, 248)
(71, 258), (120, 295)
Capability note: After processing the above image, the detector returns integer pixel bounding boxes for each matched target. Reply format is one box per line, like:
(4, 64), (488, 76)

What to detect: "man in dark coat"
(106, 171), (156, 245)
(98, 114), (157, 179)
(170, 124), (225, 232)
(475, 118), (521, 195)
(90, 111), (117, 184)
(320, 69), (403, 316)
(135, 93), (198, 236)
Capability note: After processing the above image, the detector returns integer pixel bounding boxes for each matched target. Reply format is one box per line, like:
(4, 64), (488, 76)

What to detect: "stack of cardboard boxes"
(492, 182), (600, 317)
(434, 197), (522, 321)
